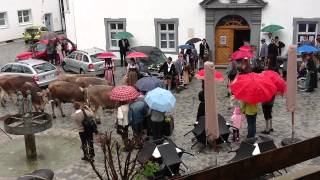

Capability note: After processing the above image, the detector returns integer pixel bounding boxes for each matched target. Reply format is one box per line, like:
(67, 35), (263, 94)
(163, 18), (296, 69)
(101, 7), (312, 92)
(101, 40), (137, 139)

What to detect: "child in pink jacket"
(231, 106), (245, 142)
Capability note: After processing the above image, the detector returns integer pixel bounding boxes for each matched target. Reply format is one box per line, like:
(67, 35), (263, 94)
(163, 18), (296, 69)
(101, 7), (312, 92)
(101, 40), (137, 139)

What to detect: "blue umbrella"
(297, 45), (319, 54)
(178, 44), (195, 50)
(145, 87), (176, 112)
(135, 76), (164, 92)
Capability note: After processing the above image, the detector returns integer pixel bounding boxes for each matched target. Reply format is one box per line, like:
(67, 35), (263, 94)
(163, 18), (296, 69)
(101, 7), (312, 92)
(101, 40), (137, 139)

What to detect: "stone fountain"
(3, 90), (52, 161)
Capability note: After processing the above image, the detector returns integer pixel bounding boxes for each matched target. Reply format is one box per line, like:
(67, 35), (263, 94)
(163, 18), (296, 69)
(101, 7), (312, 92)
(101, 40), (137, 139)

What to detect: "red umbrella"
(126, 52), (148, 58)
(239, 45), (252, 51)
(230, 73), (277, 104)
(39, 39), (49, 44)
(195, 69), (224, 82)
(231, 50), (254, 61)
(261, 70), (287, 95)
(97, 52), (116, 59)
(110, 86), (140, 102)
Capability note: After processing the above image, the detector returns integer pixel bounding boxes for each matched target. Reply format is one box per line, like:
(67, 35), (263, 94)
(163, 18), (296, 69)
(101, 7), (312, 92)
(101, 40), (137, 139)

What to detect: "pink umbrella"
(126, 52), (148, 58)
(239, 45), (252, 51)
(231, 50), (254, 61)
(97, 52), (116, 59)
(204, 62), (219, 141)
(195, 69), (224, 82)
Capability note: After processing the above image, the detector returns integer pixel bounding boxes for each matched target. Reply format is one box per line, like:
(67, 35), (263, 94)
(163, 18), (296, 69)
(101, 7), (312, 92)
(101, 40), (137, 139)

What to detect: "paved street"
(0, 41), (320, 179)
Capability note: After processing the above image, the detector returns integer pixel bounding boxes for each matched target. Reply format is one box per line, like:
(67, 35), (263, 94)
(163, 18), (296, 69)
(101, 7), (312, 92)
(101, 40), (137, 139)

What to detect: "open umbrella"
(195, 69), (224, 82)
(231, 50), (254, 60)
(261, 24), (284, 33)
(40, 32), (58, 40)
(135, 76), (164, 92)
(97, 52), (116, 59)
(178, 44), (195, 50)
(239, 45), (252, 52)
(261, 70), (287, 95)
(145, 87), (176, 112)
(110, 86), (140, 102)
(186, 38), (202, 44)
(230, 73), (277, 104)
(126, 52), (148, 58)
(297, 45), (319, 54)
(115, 32), (133, 39)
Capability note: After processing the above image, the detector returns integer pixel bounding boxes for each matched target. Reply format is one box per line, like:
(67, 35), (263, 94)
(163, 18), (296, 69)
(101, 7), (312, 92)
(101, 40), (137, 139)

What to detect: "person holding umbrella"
(104, 58), (115, 86)
(126, 58), (139, 86)
(159, 57), (176, 90)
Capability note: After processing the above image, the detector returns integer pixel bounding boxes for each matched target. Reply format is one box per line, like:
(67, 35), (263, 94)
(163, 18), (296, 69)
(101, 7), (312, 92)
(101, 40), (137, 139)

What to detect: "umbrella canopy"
(40, 32), (58, 40)
(297, 45), (319, 54)
(115, 32), (133, 39)
(261, 70), (287, 95)
(195, 69), (224, 82)
(145, 87), (176, 112)
(39, 39), (49, 45)
(126, 52), (148, 58)
(239, 45), (252, 52)
(110, 86), (140, 102)
(135, 76), (164, 92)
(230, 73), (277, 104)
(261, 24), (284, 33)
(97, 52), (116, 59)
(186, 38), (202, 44)
(231, 50), (254, 61)
(178, 44), (195, 50)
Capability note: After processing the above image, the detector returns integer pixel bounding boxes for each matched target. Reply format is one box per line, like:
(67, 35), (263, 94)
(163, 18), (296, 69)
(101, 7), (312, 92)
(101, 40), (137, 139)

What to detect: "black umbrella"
(186, 38), (202, 44)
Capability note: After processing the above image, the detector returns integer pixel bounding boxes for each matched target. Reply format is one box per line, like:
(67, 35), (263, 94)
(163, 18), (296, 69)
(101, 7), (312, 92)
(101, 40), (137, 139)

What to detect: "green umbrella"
(261, 24), (284, 33)
(115, 32), (134, 39)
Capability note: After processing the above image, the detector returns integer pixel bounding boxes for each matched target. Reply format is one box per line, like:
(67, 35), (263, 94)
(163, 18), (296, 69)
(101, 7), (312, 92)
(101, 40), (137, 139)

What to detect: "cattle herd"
(0, 74), (118, 120)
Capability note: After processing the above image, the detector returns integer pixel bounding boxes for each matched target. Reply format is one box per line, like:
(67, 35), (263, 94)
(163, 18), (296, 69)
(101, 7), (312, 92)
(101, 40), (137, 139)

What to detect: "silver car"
(61, 48), (105, 76)
(0, 59), (58, 87)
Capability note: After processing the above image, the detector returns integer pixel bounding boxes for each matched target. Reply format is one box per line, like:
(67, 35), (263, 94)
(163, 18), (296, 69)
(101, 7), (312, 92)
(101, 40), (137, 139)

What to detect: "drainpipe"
(58, 0), (65, 33)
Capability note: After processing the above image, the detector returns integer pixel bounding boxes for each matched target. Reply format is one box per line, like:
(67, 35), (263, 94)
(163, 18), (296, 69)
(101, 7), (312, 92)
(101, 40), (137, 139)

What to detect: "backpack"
(81, 109), (98, 134)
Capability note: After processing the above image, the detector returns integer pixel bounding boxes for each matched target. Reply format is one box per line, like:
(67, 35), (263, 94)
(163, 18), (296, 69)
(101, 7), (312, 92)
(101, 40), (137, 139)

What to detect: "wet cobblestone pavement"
(0, 41), (320, 179)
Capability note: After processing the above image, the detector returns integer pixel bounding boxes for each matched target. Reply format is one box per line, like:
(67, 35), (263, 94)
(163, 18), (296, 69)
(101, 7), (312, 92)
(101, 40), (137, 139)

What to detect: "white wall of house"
(65, 0), (205, 54)
(0, 0), (63, 42)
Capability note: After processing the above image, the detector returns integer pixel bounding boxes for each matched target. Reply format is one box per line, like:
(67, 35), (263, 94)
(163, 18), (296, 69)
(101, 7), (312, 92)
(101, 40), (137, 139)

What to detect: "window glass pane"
(110, 23), (116, 30)
(82, 55), (89, 62)
(298, 24), (306, 32)
(23, 67), (32, 74)
(24, 16), (29, 22)
(0, 13), (4, 19)
(168, 33), (175, 40)
(118, 23), (123, 30)
(23, 10), (29, 16)
(68, 52), (76, 59)
(76, 53), (83, 61)
(18, 17), (23, 23)
(0, 19), (5, 26)
(111, 32), (117, 39)
(308, 23), (316, 32)
(168, 24), (175, 30)
(309, 35), (315, 41)
(169, 41), (175, 48)
(160, 33), (167, 40)
(18, 11), (22, 17)
(160, 41), (167, 48)
(32, 63), (55, 74)
(160, 24), (166, 31)
(111, 40), (117, 47)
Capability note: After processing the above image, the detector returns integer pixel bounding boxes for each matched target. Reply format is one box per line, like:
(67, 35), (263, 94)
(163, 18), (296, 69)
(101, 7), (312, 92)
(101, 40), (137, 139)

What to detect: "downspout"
(58, 0), (65, 33)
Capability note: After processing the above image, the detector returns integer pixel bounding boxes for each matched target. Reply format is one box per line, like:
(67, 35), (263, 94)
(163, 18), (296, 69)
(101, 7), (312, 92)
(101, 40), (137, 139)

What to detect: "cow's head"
(36, 89), (50, 112)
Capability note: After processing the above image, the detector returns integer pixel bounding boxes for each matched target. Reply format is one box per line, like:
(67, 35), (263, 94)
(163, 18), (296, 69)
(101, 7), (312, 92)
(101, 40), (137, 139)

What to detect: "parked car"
(130, 46), (167, 77)
(23, 26), (48, 44)
(61, 47), (105, 76)
(16, 38), (77, 61)
(0, 59), (59, 87)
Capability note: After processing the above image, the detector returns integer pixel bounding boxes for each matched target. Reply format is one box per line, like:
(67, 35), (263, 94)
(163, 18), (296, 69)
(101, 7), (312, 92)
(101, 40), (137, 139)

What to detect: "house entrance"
(215, 15), (250, 65)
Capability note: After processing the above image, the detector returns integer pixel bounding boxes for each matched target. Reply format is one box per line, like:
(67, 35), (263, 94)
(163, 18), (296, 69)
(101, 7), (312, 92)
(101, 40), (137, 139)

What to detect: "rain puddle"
(0, 135), (81, 177)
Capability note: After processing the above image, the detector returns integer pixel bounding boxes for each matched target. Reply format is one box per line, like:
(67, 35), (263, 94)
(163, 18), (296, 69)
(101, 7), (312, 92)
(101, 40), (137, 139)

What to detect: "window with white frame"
(18, 9), (32, 24)
(0, 12), (8, 27)
(108, 22), (124, 49)
(156, 21), (178, 52)
(297, 22), (318, 43)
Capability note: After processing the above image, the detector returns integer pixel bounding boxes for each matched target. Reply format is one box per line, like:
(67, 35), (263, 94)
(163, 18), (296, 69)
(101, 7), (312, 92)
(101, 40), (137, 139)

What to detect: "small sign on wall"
(220, 35), (227, 45)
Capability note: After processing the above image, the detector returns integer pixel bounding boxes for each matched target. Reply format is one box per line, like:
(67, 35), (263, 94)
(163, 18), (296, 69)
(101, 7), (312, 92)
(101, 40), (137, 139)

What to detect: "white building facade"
(0, 0), (64, 42)
(64, 0), (320, 64)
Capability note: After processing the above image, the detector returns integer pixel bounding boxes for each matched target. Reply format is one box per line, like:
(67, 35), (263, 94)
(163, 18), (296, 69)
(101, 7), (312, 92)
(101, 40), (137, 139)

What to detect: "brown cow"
(86, 85), (119, 120)
(57, 74), (92, 83)
(0, 75), (36, 106)
(47, 81), (85, 118)
(75, 77), (111, 88)
(20, 82), (49, 112)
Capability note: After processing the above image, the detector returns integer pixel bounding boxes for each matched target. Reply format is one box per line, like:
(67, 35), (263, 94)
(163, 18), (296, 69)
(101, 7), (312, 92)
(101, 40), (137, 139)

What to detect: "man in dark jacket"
(159, 57), (176, 90)
(128, 97), (148, 138)
(268, 39), (279, 72)
(275, 36), (285, 56)
(118, 38), (130, 67)
(199, 39), (210, 66)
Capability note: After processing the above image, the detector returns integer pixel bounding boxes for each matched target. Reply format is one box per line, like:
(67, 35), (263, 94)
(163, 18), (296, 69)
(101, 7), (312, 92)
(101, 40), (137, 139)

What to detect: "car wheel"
(80, 69), (85, 74)
(24, 40), (29, 44)
(61, 62), (68, 72)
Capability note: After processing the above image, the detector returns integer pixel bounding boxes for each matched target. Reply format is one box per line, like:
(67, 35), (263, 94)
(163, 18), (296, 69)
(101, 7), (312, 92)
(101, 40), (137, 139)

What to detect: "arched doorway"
(215, 15), (250, 65)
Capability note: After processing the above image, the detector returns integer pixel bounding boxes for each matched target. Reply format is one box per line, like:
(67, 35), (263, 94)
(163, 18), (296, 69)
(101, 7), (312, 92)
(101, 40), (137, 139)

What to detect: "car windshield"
(32, 62), (56, 74)
(26, 28), (38, 34)
(90, 53), (104, 63)
(132, 47), (166, 66)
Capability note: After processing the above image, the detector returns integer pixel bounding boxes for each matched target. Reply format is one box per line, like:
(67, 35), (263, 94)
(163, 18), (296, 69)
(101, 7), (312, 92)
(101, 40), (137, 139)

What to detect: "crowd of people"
(45, 38), (71, 66)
